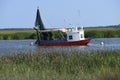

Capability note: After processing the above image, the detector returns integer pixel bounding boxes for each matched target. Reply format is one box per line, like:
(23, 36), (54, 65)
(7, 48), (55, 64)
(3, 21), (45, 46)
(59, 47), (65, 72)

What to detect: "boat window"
(69, 35), (73, 40)
(81, 34), (83, 38)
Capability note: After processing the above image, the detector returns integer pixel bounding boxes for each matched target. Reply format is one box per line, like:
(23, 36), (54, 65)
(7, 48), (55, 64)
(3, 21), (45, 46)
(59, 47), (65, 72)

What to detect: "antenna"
(64, 19), (67, 28)
(78, 10), (82, 27)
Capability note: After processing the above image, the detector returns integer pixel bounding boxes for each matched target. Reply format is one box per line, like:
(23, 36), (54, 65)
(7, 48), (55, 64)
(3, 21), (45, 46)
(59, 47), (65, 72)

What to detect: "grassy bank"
(0, 27), (120, 40)
(0, 50), (120, 80)
(0, 30), (36, 40)
(85, 27), (120, 38)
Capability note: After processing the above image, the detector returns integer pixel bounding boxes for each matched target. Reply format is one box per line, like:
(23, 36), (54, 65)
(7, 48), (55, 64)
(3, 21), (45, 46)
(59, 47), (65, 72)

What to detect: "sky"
(0, 0), (120, 29)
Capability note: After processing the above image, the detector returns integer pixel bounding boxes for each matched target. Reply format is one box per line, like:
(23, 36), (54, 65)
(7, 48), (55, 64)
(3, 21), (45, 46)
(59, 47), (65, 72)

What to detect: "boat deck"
(40, 39), (67, 44)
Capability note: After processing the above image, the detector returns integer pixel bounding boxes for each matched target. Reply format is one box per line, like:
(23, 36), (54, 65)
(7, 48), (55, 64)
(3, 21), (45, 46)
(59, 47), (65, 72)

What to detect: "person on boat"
(46, 32), (53, 40)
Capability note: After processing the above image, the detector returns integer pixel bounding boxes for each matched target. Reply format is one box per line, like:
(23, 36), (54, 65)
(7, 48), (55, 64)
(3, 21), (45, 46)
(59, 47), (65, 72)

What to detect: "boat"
(34, 7), (90, 46)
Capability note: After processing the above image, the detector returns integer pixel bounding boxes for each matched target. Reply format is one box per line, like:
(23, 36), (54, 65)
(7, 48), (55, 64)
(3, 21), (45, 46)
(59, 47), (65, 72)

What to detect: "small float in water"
(34, 7), (90, 46)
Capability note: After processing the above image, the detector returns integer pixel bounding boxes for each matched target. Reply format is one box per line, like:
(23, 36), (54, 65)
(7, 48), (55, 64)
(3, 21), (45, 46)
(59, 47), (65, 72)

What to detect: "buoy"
(100, 42), (104, 45)
(30, 42), (34, 46)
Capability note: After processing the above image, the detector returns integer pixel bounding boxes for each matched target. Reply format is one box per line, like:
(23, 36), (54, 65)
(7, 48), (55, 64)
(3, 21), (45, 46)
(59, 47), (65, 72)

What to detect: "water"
(0, 38), (120, 56)
(88, 38), (120, 51)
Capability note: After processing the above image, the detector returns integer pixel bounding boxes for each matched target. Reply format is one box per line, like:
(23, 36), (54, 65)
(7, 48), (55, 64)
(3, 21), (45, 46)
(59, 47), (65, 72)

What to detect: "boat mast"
(35, 7), (46, 43)
(35, 7), (46, 30)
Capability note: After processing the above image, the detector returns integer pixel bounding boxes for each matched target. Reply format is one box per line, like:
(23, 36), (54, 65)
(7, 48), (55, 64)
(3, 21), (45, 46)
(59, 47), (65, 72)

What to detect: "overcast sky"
(0, 0), (120, 29)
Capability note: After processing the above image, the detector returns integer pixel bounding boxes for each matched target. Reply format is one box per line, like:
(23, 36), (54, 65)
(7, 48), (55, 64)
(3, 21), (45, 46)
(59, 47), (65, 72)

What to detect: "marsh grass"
(0, 50), (120, 80)
(85, 27), (120, 38)
(0, 27), (120, 40)
(0, 32), (36, 40)
(0, 30), (34, 34)
(0, 30), (36, 40)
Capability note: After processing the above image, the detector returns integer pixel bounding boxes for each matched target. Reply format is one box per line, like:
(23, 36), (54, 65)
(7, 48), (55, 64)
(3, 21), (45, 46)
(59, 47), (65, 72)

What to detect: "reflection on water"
(0, 38), (120, 56)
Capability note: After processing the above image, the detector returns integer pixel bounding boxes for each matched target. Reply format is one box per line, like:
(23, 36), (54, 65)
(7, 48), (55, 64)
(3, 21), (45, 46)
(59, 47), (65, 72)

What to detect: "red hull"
(39, 39), (90, 46)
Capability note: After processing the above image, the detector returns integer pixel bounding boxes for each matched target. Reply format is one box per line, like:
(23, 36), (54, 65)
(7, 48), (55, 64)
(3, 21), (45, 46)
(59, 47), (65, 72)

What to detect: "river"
(0, 38), (120, 56)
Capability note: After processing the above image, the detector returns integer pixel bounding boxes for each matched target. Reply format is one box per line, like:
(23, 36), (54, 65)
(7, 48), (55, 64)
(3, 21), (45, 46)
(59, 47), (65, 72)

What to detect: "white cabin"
(67, 27), (85, 42)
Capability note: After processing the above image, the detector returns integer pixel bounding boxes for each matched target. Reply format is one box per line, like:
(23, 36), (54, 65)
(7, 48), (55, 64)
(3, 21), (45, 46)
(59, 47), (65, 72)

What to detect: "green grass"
(85, 27), (120, 38)
(0, 27), (120, 40)
(0, 30), (37, 40)
(0, 30), (34, 34)
(0, 50), (120, 80)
